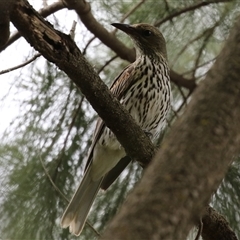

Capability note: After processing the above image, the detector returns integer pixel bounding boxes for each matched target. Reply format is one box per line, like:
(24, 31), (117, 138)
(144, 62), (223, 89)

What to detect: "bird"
(61, 23), (172, 236)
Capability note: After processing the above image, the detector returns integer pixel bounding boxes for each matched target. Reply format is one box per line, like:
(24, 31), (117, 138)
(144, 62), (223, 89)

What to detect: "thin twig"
(39, 154), (69, 202)
(70, 20), (77, 39)
(40, 152), (101, 236)
(191, 33), (213, 79)
(171, 28), (212, 69)
(97, 55), (118, 74)
(86, 221), (101, 237)
(112, 0), (146, 34)
(192, 9), (229, 79)
(82, 36), (96, 55)
(181, 57), (216, 77)
(0, 53), (41, 75)
(177, 85), (187, 104)
(155, 0), (232, 26)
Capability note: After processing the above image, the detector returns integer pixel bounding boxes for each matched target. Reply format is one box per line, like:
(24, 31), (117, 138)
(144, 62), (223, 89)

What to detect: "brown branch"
(63, 0), (135, 61)
(170, 70), (196, 91)
(0, 1), (65, 52)
(155, 0), (233, 26)
(63, 0), (196, 91)
(10, 0), (155, 167)
(201, 206), (238, 240)
(82, 36), (96, 55)
(102, 15), (240, 239)
(0, 0), (15, 47)
(9, 1), (240, 239)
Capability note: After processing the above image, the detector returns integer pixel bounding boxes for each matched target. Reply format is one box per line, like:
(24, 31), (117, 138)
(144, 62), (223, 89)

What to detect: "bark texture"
(8, 0), (240, 239)
(0, 0), (15, 47)
(10, 0), (155, 167)
(102, 17), (240, 239)
(201, 206), (238, 240)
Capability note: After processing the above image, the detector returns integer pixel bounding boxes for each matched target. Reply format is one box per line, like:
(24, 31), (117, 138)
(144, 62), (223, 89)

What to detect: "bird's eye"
(143, 30), (152, 37)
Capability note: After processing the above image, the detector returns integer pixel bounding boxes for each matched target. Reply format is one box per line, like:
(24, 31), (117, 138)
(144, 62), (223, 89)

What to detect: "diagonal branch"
(10, 0), (155, 167)
(0, 53), (41, 75)
(0, 1), (65, 52)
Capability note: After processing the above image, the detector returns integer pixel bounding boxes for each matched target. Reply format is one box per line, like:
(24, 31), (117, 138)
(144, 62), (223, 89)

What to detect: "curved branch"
(63, 0), (196, 91)
(0, 53), (41, 75)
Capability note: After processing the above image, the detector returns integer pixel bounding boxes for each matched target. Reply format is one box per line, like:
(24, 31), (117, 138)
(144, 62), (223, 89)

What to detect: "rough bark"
(0, 0), (197, 91)
(0, 1), (65, 52)
(0, 0), (15, 47)
(8, 0), (240, 239)
(9, 0), (155, 167)
(201, 206), (238, 240)
(102, 17), (240, 239)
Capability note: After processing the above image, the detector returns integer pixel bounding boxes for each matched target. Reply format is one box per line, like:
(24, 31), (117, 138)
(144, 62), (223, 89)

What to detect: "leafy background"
(0, 0), (239, 239)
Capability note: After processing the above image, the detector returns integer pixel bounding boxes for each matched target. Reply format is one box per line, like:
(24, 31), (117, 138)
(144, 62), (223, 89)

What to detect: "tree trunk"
(102, 17), (240, 239)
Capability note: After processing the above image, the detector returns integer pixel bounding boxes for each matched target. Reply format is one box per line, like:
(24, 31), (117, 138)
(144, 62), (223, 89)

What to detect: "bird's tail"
(61, 165), (103, 236)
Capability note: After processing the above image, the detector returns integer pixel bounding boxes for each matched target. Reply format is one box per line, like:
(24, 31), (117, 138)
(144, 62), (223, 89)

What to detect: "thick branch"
(10, 0), (154, 167)
(0, 0), (15, 47)
(0, 1), (65, 52)
(102, 16), (240, 239)
(201, 206), (238, 240)
(63, 0), (196, 91)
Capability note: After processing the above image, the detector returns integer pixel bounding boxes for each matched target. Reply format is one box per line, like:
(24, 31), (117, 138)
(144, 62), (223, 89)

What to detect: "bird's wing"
(109, 63), (135, 98)
(84, 63), (136, 172)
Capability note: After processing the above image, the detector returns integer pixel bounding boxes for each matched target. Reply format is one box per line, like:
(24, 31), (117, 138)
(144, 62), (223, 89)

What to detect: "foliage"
(0, 0), (240, 239)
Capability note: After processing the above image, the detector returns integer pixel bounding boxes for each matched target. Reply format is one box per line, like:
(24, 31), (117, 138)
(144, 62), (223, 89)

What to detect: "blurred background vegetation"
(0, 0), (239, 239)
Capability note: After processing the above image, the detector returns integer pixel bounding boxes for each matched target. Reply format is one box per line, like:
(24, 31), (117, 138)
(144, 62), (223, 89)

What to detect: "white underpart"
(91, 55), (171, 181)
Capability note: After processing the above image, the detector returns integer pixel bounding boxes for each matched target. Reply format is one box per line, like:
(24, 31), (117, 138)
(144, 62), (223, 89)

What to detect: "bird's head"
(112, 23), (167, 60)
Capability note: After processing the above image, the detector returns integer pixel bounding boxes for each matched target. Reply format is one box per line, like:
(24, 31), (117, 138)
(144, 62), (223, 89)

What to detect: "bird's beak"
(111, 23), (136, 35)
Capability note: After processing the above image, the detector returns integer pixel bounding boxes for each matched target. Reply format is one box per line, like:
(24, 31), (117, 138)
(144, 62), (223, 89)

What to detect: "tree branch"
(10, 0), (155, 167)
(0, 1), (65, 52)
(155, 0), (233, 26)
(0, 53), (41, 75)
(0, 0), (15, 47)
(201, 206), (238, 240)
(102, 16), (240, 239)
(63, 0), (197, 91)
(9, 1), (240, 239)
